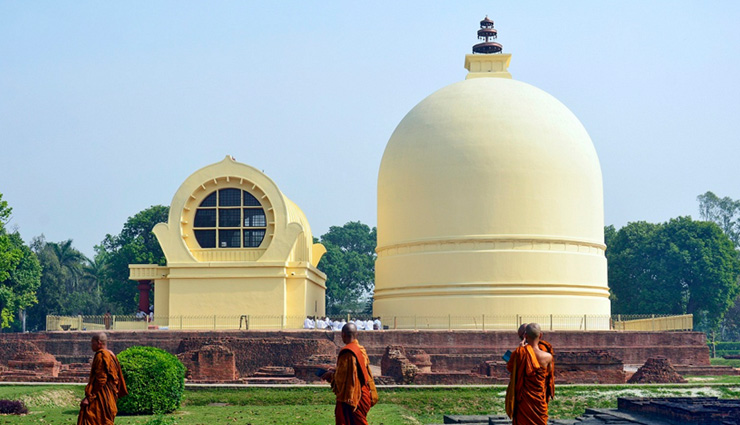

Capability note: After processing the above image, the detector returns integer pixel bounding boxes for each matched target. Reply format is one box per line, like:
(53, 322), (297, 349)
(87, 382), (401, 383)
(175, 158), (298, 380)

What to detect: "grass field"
(711, 357), (740, 368)
(1, 379), (739, 425)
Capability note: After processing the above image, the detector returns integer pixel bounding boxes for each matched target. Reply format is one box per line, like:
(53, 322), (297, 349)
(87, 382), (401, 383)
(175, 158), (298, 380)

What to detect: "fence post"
(394, 316), (397, 330)
(482, 314), (485, 331)
(281, 315), (285, 330)
(448, 314), (451, 331)
(180, 316), (183, 330)
(550, 314), (553, 331)
(583, 314), (587, 331)
(652, 314), (655, 331)
(516, 314), (520, 328)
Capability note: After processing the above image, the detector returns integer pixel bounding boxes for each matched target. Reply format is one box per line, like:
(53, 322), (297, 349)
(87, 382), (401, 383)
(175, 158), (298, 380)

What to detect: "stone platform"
(431, 397), (740, 424)
(0, 330), (711, 384)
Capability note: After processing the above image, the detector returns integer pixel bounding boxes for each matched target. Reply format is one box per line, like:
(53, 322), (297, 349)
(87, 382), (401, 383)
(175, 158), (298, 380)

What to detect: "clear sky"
(1, 1), (739, 257)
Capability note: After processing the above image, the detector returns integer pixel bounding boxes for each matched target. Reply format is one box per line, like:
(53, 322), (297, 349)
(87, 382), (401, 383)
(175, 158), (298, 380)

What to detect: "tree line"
(1, 190), (740, 340)
(607, 192), (740, 340)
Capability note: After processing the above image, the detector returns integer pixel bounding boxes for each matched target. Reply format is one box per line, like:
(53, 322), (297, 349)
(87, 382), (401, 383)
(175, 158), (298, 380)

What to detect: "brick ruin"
(0, 340), (82, 382)
(627, 357), (687, 384)
(0, 329), (723, 384)
(177, 344), (238, 382)
(442, 397), (740, 424)
(617, 397), (740, 425)
(475, 350), (627, 385)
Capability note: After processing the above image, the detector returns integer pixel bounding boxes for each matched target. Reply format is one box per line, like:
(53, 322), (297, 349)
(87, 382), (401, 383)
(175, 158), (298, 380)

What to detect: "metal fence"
(46, 313), (693, 332)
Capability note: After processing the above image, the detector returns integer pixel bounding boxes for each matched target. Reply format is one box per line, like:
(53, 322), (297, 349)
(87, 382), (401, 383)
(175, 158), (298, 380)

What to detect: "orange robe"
(78, 349), (128, 425)
(505, 343), (554, 425)
(331, 341), (379, 425)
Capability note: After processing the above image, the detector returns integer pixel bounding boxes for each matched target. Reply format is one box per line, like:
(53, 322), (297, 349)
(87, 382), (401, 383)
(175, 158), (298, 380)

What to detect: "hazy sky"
(2, 1), (739, 257)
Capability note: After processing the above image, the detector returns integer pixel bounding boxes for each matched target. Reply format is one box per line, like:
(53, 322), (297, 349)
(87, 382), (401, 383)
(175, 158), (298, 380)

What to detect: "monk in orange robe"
(515, 323), (555, 400)
(322, 323), (378, 425)
(505, 323), (554, 425)
(78, 333), (128, 425)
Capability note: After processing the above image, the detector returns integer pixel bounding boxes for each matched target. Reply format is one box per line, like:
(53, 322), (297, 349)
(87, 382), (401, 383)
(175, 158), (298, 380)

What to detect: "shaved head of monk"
(518, 323), (528, 340)
(90, 332), (108, 352)
(525, 323), (542, 341)
(341, 323), (358, 344)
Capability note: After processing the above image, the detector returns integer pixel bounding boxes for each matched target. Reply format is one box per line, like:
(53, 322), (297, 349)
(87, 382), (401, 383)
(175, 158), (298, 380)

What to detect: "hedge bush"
(0, 400), (28, 415)
(712, 341), (740, 351)
(118, 346), (186, 415)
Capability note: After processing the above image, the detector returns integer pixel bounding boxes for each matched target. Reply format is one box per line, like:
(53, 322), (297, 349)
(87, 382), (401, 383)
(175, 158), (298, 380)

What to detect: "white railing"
(46, 313), (693, 332)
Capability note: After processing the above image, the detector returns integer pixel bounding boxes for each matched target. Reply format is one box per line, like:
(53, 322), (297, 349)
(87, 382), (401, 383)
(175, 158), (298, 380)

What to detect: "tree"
(0, 232), (41, 330)
(317, 221), (377, 315)
(720, 294), (740, 340)
(697, 192), (740, 339)
(607, 221), (679, 314)
(697, 191), (740, 247)
(608, 217), (740, 330)
(49, 239), (87, 290)
(82, 255), (109, 293)
(25, 236), (104, 331)
(0, 193), (42, 331)
(0, 193), (20, 284)
(97, 206), (169, 313)
(26, 236), (66, 330)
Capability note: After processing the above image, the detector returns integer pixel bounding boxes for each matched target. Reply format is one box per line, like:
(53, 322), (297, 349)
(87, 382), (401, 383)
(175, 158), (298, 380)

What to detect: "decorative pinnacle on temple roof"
(472, 16), (503, 54)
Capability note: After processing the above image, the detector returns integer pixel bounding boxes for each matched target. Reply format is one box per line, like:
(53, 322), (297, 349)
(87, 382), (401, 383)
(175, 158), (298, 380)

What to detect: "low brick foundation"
(676, 365), (740, 376)
(555, 350), (626, 384)
(0, 329), (711, 384)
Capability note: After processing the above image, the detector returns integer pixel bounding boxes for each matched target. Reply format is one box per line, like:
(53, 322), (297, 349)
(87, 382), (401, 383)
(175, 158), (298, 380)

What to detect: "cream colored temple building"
(129, 156), (327, 327)
(129, 18), (610, 329)
(373, 17), (611, 324)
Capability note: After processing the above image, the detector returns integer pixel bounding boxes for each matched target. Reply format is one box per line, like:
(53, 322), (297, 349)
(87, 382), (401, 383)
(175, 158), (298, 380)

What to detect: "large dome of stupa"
(373, 19), (609, 325)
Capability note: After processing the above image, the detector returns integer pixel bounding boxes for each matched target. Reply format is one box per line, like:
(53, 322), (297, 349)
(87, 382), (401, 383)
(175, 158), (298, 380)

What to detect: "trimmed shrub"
(0, 400), (28, 415)
(712, 342), (740, 351)
(118, 346), (186, 415)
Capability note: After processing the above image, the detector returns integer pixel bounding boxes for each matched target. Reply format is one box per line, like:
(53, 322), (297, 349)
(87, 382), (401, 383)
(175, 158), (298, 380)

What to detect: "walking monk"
(322, 323), (379, 425)
(505, 323), (554, 425)
(78, 333), (128, 425)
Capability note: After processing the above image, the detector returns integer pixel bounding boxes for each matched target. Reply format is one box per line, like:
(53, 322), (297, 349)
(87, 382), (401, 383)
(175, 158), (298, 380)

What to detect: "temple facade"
(129, 156), (327, 327)
(374, 18), (610, 325)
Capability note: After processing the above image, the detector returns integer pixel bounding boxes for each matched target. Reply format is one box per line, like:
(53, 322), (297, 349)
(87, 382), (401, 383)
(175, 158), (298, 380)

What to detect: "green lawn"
(1, 382), (739, 425)
(711, 357), (740, 368)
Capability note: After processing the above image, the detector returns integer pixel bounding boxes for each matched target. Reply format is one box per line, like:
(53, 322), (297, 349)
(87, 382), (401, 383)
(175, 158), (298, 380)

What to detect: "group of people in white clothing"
(303, 316), (382, 331)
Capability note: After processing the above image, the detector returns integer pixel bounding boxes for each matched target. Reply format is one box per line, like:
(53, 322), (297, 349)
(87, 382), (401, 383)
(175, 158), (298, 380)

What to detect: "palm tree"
(49, 240), (88, 291)
(83, 257), (107, 292)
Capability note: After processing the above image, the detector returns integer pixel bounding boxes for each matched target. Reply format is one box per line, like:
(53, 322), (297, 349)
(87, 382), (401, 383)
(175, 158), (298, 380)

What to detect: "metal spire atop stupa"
(472, 16), (503, 54)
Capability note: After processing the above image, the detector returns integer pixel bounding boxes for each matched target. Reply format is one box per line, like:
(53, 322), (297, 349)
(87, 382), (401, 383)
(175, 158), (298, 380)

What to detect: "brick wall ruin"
(0, 329), (711, 384)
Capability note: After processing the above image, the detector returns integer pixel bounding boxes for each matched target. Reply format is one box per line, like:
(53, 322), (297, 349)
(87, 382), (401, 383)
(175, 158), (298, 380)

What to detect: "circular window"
(192, 188), (267, 248)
